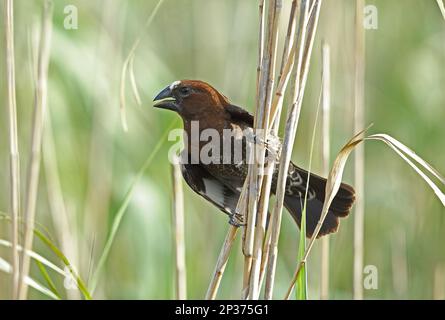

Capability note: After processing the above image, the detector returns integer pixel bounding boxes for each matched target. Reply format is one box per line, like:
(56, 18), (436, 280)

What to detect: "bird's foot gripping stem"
(246, 132), (282, 161)
(229, 212), (246, 227)
(264, 133), (281, 160)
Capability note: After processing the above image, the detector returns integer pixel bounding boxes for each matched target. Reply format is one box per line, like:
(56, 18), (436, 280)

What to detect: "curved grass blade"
(120, 0), (165, 131)
(0, 238), (65, 276)
(369, 134), (445, 184)
(0, 213), (91, 299)
(285, 128), (445, 298)
(36, 260), (61, 299)
(366, 134), (445, 205)
(34, 229), (92, 300)
(437, 0), (445, 20)
(285, 128), (369, 299)
(0, 256), (60, 300)
(90, 118), (179, 294)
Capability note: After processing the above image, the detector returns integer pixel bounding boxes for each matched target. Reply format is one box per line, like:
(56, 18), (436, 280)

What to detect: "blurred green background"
(0, 0), (444, 299)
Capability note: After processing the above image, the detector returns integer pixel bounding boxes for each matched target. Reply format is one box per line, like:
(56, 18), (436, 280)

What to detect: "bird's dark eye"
(178, 87), (191, 97)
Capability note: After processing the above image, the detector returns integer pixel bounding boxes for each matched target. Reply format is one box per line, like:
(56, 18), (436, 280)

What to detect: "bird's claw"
(247, 132), (281, 153)
(229, 212), (246, 227)
(264, 134), (281, 160)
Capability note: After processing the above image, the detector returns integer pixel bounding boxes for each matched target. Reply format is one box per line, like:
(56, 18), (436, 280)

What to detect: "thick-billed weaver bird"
(154, 80), (355, 238)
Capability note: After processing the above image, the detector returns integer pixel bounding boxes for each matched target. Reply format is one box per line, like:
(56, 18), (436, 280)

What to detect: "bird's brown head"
(153, 80), (229, 120)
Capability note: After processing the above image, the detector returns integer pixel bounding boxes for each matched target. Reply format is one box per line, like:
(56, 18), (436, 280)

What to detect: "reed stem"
(246, 0), (282, 300)
(4, 0), (21, 300)
(19, 1), (53, 299)
(205, 226), (238, 300)
(171, 159), (187, 300)
(320, 41), (331, 300)
(242, 0), (267, 299)
(353, 0), (365, 301)
(264, 0), (322, 300)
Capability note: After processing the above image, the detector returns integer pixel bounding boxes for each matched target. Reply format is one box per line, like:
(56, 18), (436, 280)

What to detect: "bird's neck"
(181, 111), (229, 160)
(182, 111), (228, 134)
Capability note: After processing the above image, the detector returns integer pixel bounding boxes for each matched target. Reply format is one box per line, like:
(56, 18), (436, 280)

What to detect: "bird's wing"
(180, 162), (240, 216)
(225, 104), (254, 127)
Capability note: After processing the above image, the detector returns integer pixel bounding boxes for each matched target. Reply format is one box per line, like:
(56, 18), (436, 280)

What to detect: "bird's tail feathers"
(284, 166), (355, 238)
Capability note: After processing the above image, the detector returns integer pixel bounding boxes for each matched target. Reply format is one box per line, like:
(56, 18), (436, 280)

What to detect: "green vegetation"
(0, 0), (444, 299)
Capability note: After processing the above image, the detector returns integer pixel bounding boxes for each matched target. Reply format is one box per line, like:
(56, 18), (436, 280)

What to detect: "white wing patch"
(180, 162), (240, 216)
(202, 177), (236, 214)
(202, 178), (224, 203)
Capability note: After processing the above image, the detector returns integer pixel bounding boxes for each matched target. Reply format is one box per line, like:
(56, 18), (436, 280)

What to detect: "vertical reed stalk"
(43, 114), (80, 300)
(434, 264), (445, 300)
(4, 0), (21, 299)
(241, 0), (268, 299)
(254, 0), (303, 298)
(279, 0), (298, 81)
(246, 0), (282, 300)
(353, 0), (365, 301)
(206, 0), (320, 301)
(205, 179), (249, 299)
(171, 159), (187, 300)
(264, 0), (322, 300)
(256, 2), (299, 292)
(205, 226), (238, 300)
(19, 1), (53, 299)
(320, 42), (331, 300)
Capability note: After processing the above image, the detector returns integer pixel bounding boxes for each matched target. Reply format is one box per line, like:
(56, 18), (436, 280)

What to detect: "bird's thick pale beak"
(153, 86), (179, 112)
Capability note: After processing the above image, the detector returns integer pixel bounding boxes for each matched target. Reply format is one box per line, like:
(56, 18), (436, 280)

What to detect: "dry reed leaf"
(119, 0), (165, 132)
(437, 0), (445, 20)
(366, 134), (445, 205)
(285, 129), (445, 298)
(119, 56), (130, 132)
(4, 0), (22, 299)
(129, 54), (142, 106)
